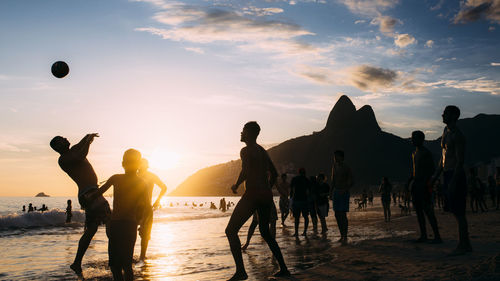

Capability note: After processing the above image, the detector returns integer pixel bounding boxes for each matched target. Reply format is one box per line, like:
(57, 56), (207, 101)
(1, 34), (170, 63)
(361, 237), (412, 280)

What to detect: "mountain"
(169, 95), (500, 196)
(35, 192), (50, 197)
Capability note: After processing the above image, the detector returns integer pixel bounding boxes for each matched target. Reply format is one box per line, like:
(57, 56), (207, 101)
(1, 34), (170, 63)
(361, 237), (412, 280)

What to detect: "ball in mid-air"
(51, 61), (69, 78)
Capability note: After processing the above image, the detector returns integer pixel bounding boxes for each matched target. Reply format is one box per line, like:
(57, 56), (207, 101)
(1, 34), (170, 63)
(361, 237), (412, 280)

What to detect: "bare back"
(59, 152), (98, 190)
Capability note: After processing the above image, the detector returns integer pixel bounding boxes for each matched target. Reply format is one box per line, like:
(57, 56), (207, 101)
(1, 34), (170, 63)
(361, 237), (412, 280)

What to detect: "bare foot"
(70, 263), (83, 277)
(227, 271), (248, 281)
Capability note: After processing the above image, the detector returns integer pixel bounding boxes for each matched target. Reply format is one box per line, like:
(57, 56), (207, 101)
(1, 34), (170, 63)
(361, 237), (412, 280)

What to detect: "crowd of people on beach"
(48, 104), (500, 280)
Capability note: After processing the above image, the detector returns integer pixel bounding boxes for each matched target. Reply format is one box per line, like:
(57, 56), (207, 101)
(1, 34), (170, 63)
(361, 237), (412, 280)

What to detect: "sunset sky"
(1, 0), (499, 196)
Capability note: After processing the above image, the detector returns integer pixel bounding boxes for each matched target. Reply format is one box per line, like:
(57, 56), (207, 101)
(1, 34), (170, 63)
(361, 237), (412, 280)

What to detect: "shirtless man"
(50, 133), (111, 276)
(225, 121), (290, 280)
(431, 105), (472, 255)
(276, 173), (290, 226)
(137, 158), (167, 261)
(409, 130), (441, 243)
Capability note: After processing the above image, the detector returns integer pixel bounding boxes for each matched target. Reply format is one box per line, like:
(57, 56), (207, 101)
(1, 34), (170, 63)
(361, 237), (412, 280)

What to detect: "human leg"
(225, 195), (255, 279)
(242, 216), (258, 250)
(257, 202), (290, 276)
(301, 207), (309, 235)
(72, 221), (98, 274)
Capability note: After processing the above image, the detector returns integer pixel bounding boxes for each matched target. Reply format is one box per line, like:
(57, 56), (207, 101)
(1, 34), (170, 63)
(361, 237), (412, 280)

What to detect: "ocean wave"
(0, 209), (85, 230)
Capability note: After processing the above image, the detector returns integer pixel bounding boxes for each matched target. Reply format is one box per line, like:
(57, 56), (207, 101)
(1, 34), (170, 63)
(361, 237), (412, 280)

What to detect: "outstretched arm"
(152, 175), (167, 209)
(71, 133), (99, 160)
(97, 175), (116, 196)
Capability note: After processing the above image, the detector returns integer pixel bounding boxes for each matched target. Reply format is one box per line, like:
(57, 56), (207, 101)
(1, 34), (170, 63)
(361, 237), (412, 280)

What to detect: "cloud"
(453, 0), (500, 24)
(491, 62), (500, 66)
(136, 2), (316, 59)
(354, 19), (367, 24)
(242, 6), (284, 16)
(394, 33), (416, 48)
(347, 65), (397, 91)
(336, 0), (400, 16)
(294, 65), (336, 84)
(0, 143), (29, 153)
(184, 47), (204, 54)
(430, 0), (445, 11)
(425, 40), (434, 48)
(370, 16), (399, 34)
(429, 78), (500, 95)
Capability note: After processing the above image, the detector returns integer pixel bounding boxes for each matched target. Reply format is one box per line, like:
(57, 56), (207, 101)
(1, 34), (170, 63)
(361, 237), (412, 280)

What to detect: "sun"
(145, 148), (181, 171)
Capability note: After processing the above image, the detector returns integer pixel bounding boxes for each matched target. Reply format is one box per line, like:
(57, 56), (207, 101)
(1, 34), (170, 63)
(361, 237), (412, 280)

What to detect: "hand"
(87, 133), (99, 143)
(231, 184), (238, 194)
(153, 201), (160, 210)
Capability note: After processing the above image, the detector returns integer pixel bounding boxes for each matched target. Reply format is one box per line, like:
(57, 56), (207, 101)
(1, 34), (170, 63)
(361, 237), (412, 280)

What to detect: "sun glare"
(146, 148), (181, 171)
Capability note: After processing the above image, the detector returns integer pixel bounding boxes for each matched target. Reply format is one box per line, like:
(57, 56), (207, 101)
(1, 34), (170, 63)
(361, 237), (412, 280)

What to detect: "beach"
(1, 197), (499, 280)
(289, 207), (500, 281)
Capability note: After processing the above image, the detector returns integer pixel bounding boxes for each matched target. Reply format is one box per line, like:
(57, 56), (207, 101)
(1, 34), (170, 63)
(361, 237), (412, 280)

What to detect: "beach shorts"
(317, 203), (329, 217)
(292, 200), (308, 217)
(279, 196), (289, 213)
(78, 186), (111, 227)
(333, 190), (350, 212)
(443, 170), (467, 216)
(308, 201), (317, 217)
(139, 207), (154, 240)
(251, 201), (278, 222)
(107, 219), (137, 267)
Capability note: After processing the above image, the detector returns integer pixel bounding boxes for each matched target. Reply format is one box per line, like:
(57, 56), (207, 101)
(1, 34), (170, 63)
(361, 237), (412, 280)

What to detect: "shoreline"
(285, 209), (500, 281)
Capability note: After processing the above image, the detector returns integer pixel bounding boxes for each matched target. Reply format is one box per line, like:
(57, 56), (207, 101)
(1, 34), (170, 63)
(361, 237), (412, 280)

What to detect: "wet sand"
(284, 207), (500, 281)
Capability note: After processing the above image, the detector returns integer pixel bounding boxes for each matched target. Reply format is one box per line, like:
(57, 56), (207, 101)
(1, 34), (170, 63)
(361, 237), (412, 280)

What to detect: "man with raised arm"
(225, 121), (290, 280)
(137, 158), (167, 261)
(50, 133), (111, 277)
(431, 105), (471, 255)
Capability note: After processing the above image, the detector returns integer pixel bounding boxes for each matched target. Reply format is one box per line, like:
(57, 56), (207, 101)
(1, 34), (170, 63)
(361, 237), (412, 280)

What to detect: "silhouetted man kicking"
(50, 133), (111, 277)
(409, 130), (441, 243)
(432, 105), (471, 255)
(138, 158), (167, 261)
(225, 121), (290, 280)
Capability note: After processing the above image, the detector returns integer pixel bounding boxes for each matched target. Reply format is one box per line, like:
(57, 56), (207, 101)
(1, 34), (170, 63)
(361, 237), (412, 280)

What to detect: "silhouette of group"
(50, 104), (483, 280)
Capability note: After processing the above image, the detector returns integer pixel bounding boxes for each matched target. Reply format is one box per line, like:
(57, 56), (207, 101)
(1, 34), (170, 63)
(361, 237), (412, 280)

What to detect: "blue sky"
(1, 0), (499, 195)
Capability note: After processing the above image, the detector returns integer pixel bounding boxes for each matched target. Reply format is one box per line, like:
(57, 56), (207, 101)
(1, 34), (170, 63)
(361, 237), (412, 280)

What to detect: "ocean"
(0, 196), (412, 280)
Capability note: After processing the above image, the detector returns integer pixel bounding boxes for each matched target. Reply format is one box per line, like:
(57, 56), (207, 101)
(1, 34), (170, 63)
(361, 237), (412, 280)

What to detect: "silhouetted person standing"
(379, 177), (392, 222)
(98, 149), (148, 281)
(22, 205), (26, 212)
(137, 158), (167, 261)
(331, 150), (352, 245)
(225, 122), (289, 280)
(66, 200), (73, 223)
(496, 167), (500, 210)
(50, 133), (111, 276)
(431, 105), (471, 255)
(487, 175), (496, 208)
(276, 173), (290, 226)
(290, 168), (310, 236)
(28, 203), (34, 213)
(316, 173), (330, 233)
(409, 130), (441, 243)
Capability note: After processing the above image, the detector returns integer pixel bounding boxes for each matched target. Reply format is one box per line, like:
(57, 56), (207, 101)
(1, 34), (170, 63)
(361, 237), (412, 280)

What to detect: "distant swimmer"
(331, 150), (353, 245)
(66, 200), (73, 223)
(22, 205), (26, 212)
(409, 131), (441, 243)
(276, 173), (290, 226)
(220, 198), (227, 212)
(50, 133), (111, 277)
(28, 203), (34, 213)
(431, 105), (471, 255)
(97, 149), (148, 281)
(137, 158), (167, 261)
(40, 204), (48, 212)
(225, 121), (290, 280)
(290, 168), (310, 236)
